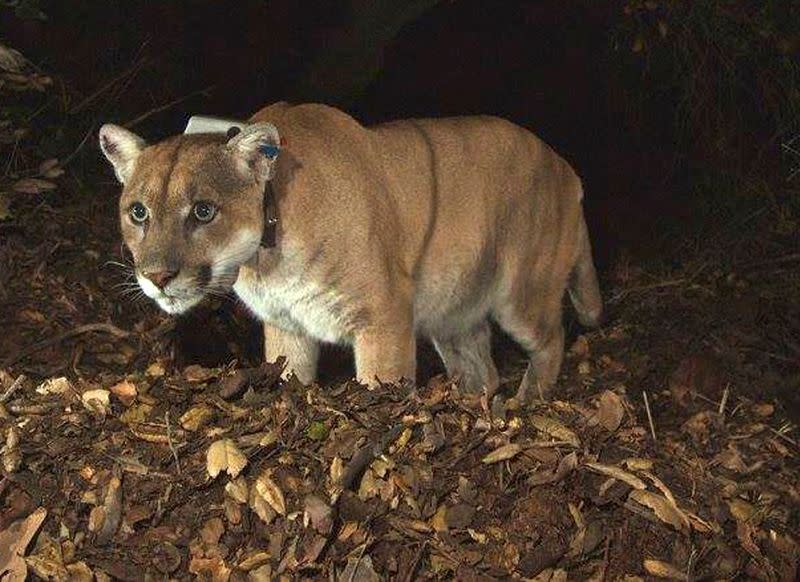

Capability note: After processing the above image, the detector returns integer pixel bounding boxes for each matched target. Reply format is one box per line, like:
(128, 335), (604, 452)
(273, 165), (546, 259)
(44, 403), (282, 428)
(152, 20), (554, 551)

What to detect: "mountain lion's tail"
(568, 214), (603, 327)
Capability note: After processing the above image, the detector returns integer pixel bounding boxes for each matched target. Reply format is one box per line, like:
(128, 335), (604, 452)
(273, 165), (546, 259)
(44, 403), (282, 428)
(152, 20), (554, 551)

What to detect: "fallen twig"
(768, 426), (798, 448)
(643, 391), (657, 442)
(5, 322), (132, 367)
(346, 542), (368, 582)
(0, 374), (26, 404)
(331, 424), (404, 505)
(165, 411), (181, 475)
(124, 85), (215, 128)
(718, 384), (730, 418)
(401, 541), (428, 582)
(608, 279), (687, 305)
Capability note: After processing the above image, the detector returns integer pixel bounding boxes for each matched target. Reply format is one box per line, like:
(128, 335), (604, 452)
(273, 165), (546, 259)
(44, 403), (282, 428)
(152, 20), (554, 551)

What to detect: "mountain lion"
(100, 102), (602, 401)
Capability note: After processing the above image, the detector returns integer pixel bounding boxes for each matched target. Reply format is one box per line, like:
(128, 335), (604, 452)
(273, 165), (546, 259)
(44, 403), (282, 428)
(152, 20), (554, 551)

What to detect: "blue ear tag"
(259, 144), (280, 160)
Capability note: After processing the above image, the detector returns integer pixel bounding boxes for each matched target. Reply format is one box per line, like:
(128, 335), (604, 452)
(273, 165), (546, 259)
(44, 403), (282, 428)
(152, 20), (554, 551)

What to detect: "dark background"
(3, 0), (797, 269)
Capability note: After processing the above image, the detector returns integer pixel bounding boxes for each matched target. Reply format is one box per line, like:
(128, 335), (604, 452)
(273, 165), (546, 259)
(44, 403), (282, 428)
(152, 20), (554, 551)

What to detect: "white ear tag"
(184, 115), (247, 135)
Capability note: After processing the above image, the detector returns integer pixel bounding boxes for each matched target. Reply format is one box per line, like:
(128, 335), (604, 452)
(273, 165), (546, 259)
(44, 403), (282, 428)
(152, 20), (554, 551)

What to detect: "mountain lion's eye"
(129, 202), (149, 224)
(193, 201), (216, 223)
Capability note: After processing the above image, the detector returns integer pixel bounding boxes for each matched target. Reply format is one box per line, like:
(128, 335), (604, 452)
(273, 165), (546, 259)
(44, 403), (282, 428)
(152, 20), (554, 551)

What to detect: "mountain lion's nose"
(143, 270), (178, 290)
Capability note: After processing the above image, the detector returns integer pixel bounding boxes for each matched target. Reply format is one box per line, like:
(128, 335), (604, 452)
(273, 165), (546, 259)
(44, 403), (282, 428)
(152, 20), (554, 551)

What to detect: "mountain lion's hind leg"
(432, 320), (499, 400)
(264, 323), (319, 385)
(496, 301), (565, 402)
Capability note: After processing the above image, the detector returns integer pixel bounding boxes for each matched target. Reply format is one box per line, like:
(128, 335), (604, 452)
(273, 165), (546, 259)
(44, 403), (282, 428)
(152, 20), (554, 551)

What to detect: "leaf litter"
(0, 349), (796, 580)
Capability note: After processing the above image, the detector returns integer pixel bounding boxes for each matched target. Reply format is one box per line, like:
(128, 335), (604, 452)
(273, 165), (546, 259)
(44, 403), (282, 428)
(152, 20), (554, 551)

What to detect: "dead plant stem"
(643, 391), (657, 441)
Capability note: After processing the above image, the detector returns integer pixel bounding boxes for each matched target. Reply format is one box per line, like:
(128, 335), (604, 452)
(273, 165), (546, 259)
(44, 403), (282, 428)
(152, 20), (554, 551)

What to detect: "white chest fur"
(233, 267), (353, 345)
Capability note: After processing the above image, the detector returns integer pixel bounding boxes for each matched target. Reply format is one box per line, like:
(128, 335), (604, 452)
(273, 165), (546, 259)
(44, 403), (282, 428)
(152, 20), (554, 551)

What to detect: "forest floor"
(1, 49), (799, 582)
(1, 163), (798, 582)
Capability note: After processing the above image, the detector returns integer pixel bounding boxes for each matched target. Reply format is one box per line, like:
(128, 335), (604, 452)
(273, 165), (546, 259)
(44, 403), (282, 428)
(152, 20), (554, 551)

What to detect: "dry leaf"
(65, 561), (94, 582)
(188, 555), (231, 582)
(628, 490), (689, 532)
(0, 507), (46, 582)
(37, 158), (64, 179)
(531, 415), (581, 447)
(94, 473), (123, 544)
(109, 380), (137, 406)
(446, 503), (475, 529)
(714, 445), (749, 473)
(529, 451), (578, 485)
(330, 456), (344, 483)
(727, 498), (756, 522)
(206, 439), (248, 479)
(183, 364), (214, 383)
(622, 458), (653, 471)
(584, 461), (646, 490)
(482, 443), (522, 464)
(566, 519), (604, 559)
(431, 504), (449, 532)
(237, 551), (271, 572)
(338, 554), (381, 582)
(224, 476), (249, 504)
(258, 430), (278, 446)
(752, 403), (774, 417)
(200, 517), (225, 546)
(255, 470), (286, 515)
(146, 362), (166, 377)
(24, 535), (69, 582)
(88, 507), (106, 533)
(643, 559), (687, 580)
(81, 389), (111, 415)
(247, 564), (272, 581)
(224, 497), (242, 525)
(640, 471), (679, 508)
(391, 427), (413, 452)
(304, 495), (333, 534)
(119, 403), (152, 425)
(596, 390), (624, 432)
(249, 486), (277, 524)
(35, 377), (72, 396)
(681, 411), (715, 444)
(358, 469), (380, 500)
(180, 404), (214, 432)
(3, 425), (21, 473)
(683, 509), (717, 534)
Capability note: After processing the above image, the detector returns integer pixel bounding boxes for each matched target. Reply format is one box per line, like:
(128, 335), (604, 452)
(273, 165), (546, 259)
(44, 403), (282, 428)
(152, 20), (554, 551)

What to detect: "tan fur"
(100, 102), (603, 399)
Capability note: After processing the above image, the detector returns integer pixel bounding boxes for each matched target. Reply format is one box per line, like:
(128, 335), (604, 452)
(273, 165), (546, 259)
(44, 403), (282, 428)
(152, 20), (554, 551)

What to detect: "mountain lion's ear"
(225, 122), (281, 181)
(99, 124), (146, 185)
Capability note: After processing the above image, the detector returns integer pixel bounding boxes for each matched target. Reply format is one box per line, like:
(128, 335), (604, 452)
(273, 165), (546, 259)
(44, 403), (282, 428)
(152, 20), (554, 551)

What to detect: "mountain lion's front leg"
(264, 323), (319, 385)
(354, 320), (416, 387)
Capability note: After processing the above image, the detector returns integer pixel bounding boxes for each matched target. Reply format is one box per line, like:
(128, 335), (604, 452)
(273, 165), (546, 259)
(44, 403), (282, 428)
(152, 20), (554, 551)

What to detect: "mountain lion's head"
(99, 123), (280, 314)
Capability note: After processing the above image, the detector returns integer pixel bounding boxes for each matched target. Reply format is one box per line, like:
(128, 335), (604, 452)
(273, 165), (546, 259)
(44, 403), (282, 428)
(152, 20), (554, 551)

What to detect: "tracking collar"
(184, 115), (280, 249)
